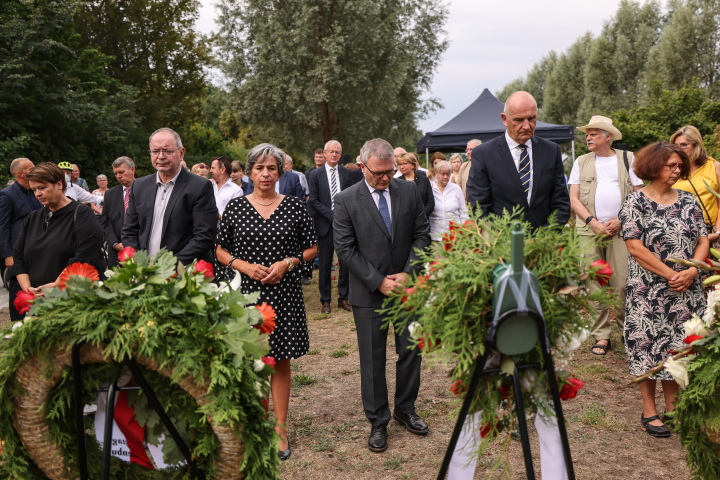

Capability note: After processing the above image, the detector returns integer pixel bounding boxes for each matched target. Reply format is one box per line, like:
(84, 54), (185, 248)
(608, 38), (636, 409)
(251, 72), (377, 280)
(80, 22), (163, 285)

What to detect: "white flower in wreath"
(685, 314), (710, 338)
(254, 381), (264, 398)
(554, 328), (590, 353)
(253, 359), (266, 372)
(664, 356), (695, 389)
(703, 288), (720, 327)
(408, 321), (421, 339)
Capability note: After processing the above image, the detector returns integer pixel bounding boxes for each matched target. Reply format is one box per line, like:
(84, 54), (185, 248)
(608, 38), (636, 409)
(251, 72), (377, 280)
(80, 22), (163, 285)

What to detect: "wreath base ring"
(13, 342), (245, 480)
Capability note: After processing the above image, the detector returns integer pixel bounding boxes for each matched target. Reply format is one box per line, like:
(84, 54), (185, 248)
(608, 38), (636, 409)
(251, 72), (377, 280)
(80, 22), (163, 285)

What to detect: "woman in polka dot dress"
(216, 143), (317, 461)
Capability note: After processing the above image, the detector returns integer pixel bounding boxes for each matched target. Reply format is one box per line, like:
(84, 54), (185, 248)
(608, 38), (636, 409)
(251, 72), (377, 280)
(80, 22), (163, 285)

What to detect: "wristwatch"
(585, 215), (594, 225)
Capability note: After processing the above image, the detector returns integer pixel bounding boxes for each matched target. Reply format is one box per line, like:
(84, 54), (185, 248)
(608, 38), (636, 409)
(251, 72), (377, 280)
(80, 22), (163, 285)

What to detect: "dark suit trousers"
(317, 232), (348, 303)
(353, 306), (422, 427)
(9, 278), (24, 321)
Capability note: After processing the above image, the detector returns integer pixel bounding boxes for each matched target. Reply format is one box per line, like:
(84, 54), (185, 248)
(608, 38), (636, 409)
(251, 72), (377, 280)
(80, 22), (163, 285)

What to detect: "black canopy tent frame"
(416, 89), (576, 168)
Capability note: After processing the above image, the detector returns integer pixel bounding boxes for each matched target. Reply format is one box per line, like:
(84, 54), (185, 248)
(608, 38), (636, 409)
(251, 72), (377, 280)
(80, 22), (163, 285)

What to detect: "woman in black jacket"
(396, 152), (434, 220)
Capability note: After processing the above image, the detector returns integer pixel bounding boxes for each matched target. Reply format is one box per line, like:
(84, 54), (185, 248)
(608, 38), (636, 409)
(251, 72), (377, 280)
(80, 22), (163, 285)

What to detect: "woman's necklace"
(251, 192), (278, 206)
(648, 186), (672, 201)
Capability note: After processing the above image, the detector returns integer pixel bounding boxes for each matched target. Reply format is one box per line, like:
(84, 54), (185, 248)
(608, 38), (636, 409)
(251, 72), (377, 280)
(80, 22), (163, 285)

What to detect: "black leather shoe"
(338, 299), (352, 312)
(641, 414), (671, 438)
(278, 447), (291, 461)
(321, 302), (331, 314)
(393, 409), (429, 435)
(368, 425), (388, 452)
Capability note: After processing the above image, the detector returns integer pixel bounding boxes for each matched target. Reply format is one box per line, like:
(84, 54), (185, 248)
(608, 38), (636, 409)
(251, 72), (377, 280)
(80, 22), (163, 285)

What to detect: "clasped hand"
(668, 268), (696, 293)
(378, 273), (410, 296)
(592, 218), (621, 237)
(245, 261), (288, 284)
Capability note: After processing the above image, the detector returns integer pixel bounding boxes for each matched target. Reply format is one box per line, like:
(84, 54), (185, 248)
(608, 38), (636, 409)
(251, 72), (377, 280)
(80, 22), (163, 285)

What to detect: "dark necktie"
(374, 189), (392, 238)
(330, 168), (338, 209)
(518, 144), (531, 199)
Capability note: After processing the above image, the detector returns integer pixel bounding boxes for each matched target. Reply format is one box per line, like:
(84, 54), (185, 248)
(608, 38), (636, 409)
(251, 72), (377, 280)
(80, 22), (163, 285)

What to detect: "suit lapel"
(498, 138), (529, 207)
(360, 185), (391, 239)
(530, 136), (543, 207)
(161, 169), (188, 239)
(318, 167), (330, 206)
(278, 174), (287, 195)
(15, 184), (38, 213)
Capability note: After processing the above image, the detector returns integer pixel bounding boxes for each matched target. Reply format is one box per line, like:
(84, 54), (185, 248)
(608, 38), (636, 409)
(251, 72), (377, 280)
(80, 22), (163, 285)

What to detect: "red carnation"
(499, 385), (512, 400)
(448, 221), (459, 232)
(194, 260), (214, 278)
(442, 232), (455, 251)
(118, 246), (136, 263)
(401, 287), (415, 304)
(254, 302), (277, 335)
(261, 356), (276, 368)
(684, 334), (704, 345)
(417, 337), (439, 352)
(13, 290), (36, 315)
(463, 219), (477, 229)
(559, 377), (585, 400)
(591, 259), (613, 286)
(480, 421), (503, 439)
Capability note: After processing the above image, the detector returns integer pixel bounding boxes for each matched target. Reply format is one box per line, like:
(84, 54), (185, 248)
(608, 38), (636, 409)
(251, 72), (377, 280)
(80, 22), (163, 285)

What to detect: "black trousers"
(317, 232), (348, 303)
(9, 278), (24, 321)
(353, 306), (422, 427)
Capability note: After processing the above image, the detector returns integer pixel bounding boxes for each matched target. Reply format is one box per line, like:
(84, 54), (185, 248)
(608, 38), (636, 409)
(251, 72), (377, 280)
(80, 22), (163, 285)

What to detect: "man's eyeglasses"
(664, 163), (683, 171)
(42, 211), (53, 231)
(364, 164), (397, 180)
(326, 150), (341, 155)
(149, 148), (181, 157)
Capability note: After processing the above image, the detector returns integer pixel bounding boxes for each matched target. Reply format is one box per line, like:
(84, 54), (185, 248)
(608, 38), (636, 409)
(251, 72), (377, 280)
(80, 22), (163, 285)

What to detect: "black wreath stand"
(436, 223), (576, 480)
(71, 342), (206, 480)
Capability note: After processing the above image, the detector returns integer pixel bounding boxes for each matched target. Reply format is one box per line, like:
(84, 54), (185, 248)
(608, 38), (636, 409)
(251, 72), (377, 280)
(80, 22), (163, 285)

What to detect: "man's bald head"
(501, 91), (538, 144)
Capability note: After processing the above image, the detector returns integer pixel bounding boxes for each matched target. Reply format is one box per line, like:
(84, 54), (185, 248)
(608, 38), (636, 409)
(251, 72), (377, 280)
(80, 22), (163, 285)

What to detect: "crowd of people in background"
(0, 89), (714, 475)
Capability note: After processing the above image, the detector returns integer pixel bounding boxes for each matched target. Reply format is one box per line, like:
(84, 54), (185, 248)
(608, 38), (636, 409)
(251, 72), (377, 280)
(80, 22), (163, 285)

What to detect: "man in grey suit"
(334, 138), (431, 453)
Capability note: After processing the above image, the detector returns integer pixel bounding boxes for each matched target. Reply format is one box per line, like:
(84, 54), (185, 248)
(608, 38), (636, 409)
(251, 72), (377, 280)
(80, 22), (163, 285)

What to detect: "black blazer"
(333, 179), (430, 308)
(308, 165), (352, 237)
(0, 182), (42, 259)
(100, 185), (126, 268)
(398, 171), (434, 220)
(466, 134), (570, 228)
(121, 168), (218, 265)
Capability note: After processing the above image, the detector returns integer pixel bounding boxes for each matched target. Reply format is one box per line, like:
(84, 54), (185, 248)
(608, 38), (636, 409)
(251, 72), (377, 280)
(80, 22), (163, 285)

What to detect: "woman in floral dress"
(619, 141), (708, 438)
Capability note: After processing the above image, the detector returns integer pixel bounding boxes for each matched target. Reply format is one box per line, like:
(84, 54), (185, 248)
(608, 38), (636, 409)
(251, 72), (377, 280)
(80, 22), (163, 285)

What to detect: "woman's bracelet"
(285, 257), (295, 271)
(229, 256), (239, 270)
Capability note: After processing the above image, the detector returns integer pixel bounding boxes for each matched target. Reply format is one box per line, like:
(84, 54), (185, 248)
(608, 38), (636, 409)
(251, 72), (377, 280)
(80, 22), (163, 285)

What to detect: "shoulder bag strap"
(623, 150), (629, 174)
(687, 178), (713, 227)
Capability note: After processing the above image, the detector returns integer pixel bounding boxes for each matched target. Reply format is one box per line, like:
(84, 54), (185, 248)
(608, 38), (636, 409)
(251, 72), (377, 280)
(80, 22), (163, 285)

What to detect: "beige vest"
(575, 149), (635, 236)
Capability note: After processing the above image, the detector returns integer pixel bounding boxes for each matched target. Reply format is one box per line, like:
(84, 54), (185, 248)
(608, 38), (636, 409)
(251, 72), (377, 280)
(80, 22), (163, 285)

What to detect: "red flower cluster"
(254, 302), (277, 334)
(417, 337), (439, 352)
(58, 263), (100, 290)
(118, 246), (136, 263)
(401, 287), (415, 304)
(194, 260), (214, 278)
(559, 377), (585, 400)
(480, 421), (503, 439)
(684, 334), (704, 345)
(261, 356), (276, 368)
(499, 385), (513, 401)
(13, 290), (36, 315)
(591, 259), (613, 286)
(442, 231), (455, 251)
(450, 379), (467, 397)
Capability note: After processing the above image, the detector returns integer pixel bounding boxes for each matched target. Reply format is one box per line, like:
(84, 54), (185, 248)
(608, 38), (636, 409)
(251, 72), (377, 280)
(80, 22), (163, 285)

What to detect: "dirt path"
(278, 278), (691, 479)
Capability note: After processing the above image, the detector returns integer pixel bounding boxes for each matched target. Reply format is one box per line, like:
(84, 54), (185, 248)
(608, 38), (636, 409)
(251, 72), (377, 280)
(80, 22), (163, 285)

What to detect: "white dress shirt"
(148, 169), (182, 257)
(66, 183), (103, 205)
(364, 179), (392, 223)
(505, 131), (534, 203)
(429, 181), (469, 241)
(212, 178), (243, 215)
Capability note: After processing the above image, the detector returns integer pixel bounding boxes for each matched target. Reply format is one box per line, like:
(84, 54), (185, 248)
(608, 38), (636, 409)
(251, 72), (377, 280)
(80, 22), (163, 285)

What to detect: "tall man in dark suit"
(466, 91), (570, 227)
(334, 138), (431, 453)
(0, 158), (42, 319)
(308, 140), (352, 314)
(122, 128), (218, 265)
(101, 156), (136, 267)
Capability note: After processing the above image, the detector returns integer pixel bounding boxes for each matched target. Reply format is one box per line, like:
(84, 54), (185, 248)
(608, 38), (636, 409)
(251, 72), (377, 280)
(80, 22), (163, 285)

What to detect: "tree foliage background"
(497, 0), (720, 158)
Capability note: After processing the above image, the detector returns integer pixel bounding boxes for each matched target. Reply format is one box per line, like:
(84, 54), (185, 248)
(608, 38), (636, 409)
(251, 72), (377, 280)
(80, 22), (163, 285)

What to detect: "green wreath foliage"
(382, 210), (612, 442)
(0, 249), (280, 479)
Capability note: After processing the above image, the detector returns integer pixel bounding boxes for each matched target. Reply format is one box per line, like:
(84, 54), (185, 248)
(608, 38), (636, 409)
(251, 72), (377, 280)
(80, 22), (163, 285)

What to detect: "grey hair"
(112, 156), (135, 169)
(10, 158), (31, 176)
(325, 140), (342, 152)
(467, 139), (482, 148)
(246, 143), (286, 177)
(96, 174), (108, 181)
(449, 154), (462, 163)
(586, 128), (613, 145)
(149, 127), (183, 149)
(360, 138), (394, 164)
(435, 160), (452, 173)
(285, 155), (293, 165)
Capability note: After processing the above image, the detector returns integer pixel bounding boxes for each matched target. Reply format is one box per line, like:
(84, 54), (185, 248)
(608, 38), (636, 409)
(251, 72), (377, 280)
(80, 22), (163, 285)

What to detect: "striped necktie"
(123, 187), (130, 220)
(518, 144), (531, 199)
(330, 168), (338, 209)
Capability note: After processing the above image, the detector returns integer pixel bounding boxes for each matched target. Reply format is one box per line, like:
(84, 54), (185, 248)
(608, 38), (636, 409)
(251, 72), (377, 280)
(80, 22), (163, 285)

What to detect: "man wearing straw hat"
(568, 115), (643, 355)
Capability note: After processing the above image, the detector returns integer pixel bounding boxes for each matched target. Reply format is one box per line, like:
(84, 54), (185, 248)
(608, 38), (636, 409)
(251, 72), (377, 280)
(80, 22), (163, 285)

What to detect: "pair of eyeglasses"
(677, 143), (692, 149)
(196, 164), (208, 168)
(664, 163), (683, 171)
(364, 164), (397, 180)
(42, 211), (53, 231)
(326, 150), (342, 155)
(149, 148), (181, 157)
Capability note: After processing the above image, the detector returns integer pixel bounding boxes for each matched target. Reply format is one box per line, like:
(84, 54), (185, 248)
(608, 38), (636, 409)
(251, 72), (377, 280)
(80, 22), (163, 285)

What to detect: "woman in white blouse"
(429, 161), (469, 241)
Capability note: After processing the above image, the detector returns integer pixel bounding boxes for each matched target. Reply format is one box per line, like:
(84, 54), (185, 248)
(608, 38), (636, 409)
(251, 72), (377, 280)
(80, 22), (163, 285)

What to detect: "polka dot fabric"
(218, 195), (316, 360)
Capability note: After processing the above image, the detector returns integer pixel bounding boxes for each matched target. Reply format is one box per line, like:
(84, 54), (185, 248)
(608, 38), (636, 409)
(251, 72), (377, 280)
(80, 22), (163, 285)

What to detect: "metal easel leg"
(72, 342), (88, 480)
(101, 381), (118, 480)
(512, 363), (536, 480)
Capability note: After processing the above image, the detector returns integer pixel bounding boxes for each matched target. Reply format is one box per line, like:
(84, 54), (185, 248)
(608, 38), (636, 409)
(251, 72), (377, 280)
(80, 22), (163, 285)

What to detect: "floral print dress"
(619, 190), (707, 379)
